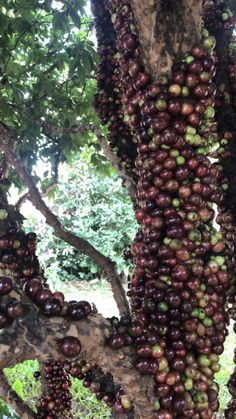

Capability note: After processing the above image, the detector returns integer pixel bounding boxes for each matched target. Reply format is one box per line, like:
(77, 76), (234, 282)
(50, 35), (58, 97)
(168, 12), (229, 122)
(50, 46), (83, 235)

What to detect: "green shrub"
(23, 162), (137, 284)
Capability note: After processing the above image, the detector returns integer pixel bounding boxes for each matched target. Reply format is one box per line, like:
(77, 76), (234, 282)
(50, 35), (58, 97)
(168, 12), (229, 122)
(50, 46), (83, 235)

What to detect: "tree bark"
(131, 0), (202, 80)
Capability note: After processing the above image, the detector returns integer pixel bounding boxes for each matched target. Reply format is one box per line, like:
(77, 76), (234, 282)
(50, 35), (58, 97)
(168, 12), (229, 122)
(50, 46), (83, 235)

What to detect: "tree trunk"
(131, 0), (202, 78)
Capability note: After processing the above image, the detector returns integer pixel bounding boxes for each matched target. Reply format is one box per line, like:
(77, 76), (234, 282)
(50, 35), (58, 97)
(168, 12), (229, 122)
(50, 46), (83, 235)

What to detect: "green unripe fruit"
(198, 355), (211, 367)
(199, 296), (208, 308)
(215, 256), (225, 266)
(193, 134), (202, 145)
(176, 156), (185, 165)
(210, 354), (219, 363)
(195, 391), (208, 404)
(172, 198), (180, 208)
(185, 378), (193, 390)
(185, 133), (194, 144)
(211, 362), (220, 373)
(181, 86), (190, 97)
(157, 302), (168, 312)
(169, 239), (182, 250)
(185, 55), (194, 64)
(202, 28), (209, 37)
(13, 240), (21, 249)
(154, 400), (160, 411)
(196, 146), (207, 154)
(203, 317), (213, 327)
(0, 209), (8, 220)
(185, 366), (197, 379)
(203, 36), (216, 50)
(204, 106), (215, 119)
(222, 183), (229, 191)
(188, 229), (201, 242)
(156, 99), (167, 111)
(186, 126), (196, 135)
(160, 75), (168, 85)
(191, 308), (199, 318)
(111, 14), (117, 23)
(170, 149), (180, 157)
(198, 309), (205, 320)
(186, 212), (198, 222)
(211, 235), (219, 245)
(158, 357), (168, 370)
(121, 395), (132, 410)
(222, 12), (229, 21)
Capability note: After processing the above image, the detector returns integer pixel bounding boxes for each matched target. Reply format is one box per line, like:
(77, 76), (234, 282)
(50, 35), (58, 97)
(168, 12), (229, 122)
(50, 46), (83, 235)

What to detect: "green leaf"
(69, 7), (81, 28)
(0, 12), (7, 35)
(12, 379), (24, 399)
(52, 11), (67, 31)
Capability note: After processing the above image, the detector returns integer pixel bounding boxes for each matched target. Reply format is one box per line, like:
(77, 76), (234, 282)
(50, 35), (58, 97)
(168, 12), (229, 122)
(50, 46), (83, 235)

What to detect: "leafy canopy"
(0, 0), (100, 189)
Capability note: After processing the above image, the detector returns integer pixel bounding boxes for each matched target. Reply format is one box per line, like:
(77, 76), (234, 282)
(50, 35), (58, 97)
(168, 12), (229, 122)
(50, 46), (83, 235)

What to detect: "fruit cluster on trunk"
(34, 360), (73, 419)
(0, 188), (92, 417)
(93, 0), (236, 417)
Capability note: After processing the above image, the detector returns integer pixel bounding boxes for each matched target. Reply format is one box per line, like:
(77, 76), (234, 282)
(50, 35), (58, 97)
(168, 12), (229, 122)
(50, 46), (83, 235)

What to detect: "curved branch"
(0, 370), (35, 419)
(38, 121), (136, 200)
(0, 124), (130, 316)
(15, 148), (60, 211)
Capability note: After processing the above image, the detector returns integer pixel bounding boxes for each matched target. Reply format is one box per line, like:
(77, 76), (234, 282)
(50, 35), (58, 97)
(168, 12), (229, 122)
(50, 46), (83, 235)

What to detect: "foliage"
(3, 360), (111, 418)
(23, 160), (137, 282)
(215, 325), (234, 411)
(0, 400), (18, 419)
(4, 360), (40, 412)
(0, 0), (101, 191)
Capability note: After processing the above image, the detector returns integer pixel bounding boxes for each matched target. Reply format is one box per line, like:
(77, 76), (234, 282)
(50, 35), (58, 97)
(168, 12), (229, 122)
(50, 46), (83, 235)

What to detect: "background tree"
(1, 1), (236, 419)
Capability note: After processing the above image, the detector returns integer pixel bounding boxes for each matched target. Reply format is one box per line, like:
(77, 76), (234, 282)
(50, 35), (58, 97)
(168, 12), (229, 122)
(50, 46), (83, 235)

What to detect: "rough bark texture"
(0, 124), (130, 317)
(0, 371), (35, 419)
(0, 288), (154, 419)
(131, 0), (203, 80)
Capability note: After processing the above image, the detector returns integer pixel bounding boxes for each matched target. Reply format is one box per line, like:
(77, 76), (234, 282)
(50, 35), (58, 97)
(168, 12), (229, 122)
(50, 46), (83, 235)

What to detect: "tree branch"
(38, 120), (137, 200)
(0, 288), (154, 419)
(15, 148), (60, 211)
(0, 124), (130, 316)
(0, 370), (35, 419)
